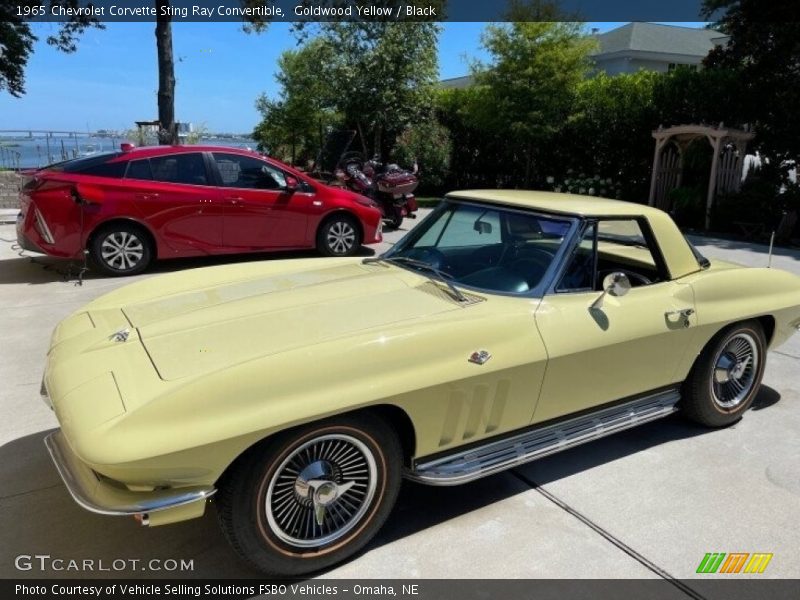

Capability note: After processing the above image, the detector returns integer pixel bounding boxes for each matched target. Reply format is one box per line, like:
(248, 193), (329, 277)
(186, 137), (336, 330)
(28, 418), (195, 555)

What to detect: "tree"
(254, 21), (440, 165)
(393, 119), (451, 191)
(0, 2), (102, 97)
(154, 0), (271, 145)
(436, 85), (515, 189)
(470, 22), (596, 187)
(253, 39), (339, 164)
(554, 71), (659, 201)
(321, 22), (440, 159)
(703, 0), (800, 240)
(703, 0), (800, 162)
(155, 0), (178, 144)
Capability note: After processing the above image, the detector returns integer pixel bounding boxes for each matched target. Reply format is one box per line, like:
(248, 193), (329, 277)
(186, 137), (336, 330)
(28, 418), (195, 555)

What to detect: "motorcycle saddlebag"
(377, 172), (419, 195)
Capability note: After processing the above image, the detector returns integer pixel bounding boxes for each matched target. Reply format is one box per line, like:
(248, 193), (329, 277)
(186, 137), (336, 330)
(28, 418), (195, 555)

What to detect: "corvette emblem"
(468, 350), (491, 365)
(110, 328), (130, 343)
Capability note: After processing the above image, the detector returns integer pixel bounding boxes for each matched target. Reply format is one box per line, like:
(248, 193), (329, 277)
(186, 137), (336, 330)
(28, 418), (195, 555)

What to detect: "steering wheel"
(504, 240), (555, 267)
(470, 245), (503, 269)
(402, 248), (448, 272)
(598, 269), (651, 287)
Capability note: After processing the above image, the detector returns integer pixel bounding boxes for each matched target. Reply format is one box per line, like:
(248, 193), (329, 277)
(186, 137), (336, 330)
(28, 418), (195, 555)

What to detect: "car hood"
(124, 262), (463, 381)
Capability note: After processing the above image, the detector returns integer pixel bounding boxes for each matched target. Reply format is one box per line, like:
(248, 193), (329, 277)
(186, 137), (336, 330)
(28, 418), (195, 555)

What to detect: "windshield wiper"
(363, 255), (469, 302)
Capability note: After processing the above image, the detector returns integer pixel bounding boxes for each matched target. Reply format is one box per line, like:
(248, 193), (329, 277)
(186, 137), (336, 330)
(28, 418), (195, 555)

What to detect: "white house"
(440, 23), (729, 86)
(591, 23), (727, 76)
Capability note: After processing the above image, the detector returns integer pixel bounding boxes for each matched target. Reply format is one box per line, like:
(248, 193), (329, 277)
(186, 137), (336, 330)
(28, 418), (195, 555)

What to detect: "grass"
(415, 196), (441, 208)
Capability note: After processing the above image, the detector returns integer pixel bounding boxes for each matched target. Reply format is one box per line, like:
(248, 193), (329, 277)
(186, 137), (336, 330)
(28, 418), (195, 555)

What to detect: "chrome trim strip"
(34, 208), (55, 244)
(40, 377), (53, 411)
(406, 389), (681, 486)
(44, 431), (215, 516)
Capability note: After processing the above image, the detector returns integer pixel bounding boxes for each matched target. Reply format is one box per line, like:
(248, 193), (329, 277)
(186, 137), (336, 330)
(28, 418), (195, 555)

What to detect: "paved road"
(0, 212), (798, 583)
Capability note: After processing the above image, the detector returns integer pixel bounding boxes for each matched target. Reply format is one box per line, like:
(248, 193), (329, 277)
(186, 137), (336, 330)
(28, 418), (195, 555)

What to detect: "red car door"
(126, 152), (223, 255)
(211, 152), (309, 249)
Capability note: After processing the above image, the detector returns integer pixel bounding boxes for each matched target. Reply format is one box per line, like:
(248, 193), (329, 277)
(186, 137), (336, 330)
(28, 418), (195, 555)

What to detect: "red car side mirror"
(284, 176), (299, 192)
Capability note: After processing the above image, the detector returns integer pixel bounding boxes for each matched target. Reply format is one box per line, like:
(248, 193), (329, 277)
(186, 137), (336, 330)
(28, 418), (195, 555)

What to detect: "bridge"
(0, 129), (254, 170)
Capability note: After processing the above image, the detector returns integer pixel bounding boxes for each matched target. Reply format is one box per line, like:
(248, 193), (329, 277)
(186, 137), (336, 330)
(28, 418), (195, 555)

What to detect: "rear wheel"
(316, 214), (361, 257)
(682, 320), (766, 427)
(385, 207), (404, 231)
(89, 223), (153, 276)
(216, 413), (401, 576)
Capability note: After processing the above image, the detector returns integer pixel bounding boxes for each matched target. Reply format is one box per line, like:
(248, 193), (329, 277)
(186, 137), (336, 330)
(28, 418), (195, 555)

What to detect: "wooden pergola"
(648, 124), (755, 229)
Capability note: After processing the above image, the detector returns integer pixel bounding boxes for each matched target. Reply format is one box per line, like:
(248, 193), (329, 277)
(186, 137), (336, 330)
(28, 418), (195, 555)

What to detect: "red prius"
(16, 145), (383, 275)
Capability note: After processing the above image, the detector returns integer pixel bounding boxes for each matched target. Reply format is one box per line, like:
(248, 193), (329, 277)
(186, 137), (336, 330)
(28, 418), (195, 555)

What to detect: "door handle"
(225, 196), (244, 206)
(135, 193), (159, 200)
(665, 308), (695, 327)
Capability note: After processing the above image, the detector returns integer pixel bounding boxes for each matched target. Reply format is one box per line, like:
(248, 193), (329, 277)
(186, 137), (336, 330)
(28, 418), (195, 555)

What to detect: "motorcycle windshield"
(317, 130), (358, 173)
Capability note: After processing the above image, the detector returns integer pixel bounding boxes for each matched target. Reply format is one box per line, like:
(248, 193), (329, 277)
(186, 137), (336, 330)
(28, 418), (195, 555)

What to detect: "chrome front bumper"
(44, 430), (215, 517)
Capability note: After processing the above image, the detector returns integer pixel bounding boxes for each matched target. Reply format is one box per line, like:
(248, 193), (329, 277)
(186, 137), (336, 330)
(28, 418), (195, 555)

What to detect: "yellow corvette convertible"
(42, 191), (800, 575)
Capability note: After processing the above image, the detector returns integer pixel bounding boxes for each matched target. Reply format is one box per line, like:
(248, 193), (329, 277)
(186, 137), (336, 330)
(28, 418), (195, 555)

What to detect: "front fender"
(93, 295), (547, 487)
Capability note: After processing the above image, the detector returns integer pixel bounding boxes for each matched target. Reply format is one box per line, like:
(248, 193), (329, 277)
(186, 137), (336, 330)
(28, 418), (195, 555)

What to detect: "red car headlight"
(353, 195), (379, 209)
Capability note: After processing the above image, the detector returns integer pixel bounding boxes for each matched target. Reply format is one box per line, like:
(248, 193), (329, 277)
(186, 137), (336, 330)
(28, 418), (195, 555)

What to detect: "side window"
(78, 161), (127, 178)
(558, 219), (663, 293)
(126, 159), (152, 181)
(149, 153), (209, 186)
(212, 153), (285, 190)
(597, 219), (646, 245)
(557, 223), (597, 292)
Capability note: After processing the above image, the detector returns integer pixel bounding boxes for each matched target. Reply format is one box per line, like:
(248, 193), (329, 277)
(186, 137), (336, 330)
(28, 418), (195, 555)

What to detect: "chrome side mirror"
(591, 272), (631, 309)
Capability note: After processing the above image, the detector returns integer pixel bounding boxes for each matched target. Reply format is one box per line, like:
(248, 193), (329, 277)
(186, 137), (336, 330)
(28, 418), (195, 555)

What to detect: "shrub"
(392, 120), (452, 192)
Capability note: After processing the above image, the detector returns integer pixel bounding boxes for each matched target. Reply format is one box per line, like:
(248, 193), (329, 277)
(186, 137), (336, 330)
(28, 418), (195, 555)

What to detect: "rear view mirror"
(603, 272), (631, 297)
(474, 220), (492, 235)
(591, 272), (631, 309)
(284, 176), (299, 192)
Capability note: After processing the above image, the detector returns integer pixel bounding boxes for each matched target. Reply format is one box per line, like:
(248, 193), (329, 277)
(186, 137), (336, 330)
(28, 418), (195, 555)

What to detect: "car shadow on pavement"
(0, 386), (780, 579)
(0, 247), (377, 286)
(365, 385), (782, 553)
(0, 256), (95, 286)
(0, 430), (260, 579)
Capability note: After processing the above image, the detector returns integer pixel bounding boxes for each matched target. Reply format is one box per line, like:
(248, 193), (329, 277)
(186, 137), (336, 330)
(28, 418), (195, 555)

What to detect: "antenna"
(768, 231), (775, 268)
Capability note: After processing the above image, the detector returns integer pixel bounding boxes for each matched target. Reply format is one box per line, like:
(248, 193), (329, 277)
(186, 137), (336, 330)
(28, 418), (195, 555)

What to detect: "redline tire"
(216, 413), (401, 576)
(682, 320), (766, 427)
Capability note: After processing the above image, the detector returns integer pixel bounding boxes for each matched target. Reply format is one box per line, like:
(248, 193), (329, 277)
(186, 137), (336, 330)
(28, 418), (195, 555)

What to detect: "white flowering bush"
(547, 171), (623, 199)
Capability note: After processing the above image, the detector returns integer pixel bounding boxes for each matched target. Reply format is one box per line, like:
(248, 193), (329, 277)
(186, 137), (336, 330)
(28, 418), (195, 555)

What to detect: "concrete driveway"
(1, 212), (798, 583)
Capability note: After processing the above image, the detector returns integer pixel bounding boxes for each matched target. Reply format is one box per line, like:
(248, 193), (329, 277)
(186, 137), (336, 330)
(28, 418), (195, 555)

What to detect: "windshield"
(386, 201), (573, 295)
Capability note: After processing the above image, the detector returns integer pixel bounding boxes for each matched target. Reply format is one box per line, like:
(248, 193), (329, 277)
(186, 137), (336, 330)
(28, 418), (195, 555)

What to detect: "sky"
(0, 21), (703, 134)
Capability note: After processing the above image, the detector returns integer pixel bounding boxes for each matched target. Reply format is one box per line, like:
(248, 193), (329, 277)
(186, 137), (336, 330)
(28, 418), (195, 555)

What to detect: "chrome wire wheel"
(326, 221), (356, 254)
(100, 231), (144, 271)
(265, 434), (378, 549)
(711, 332), (759, 409)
